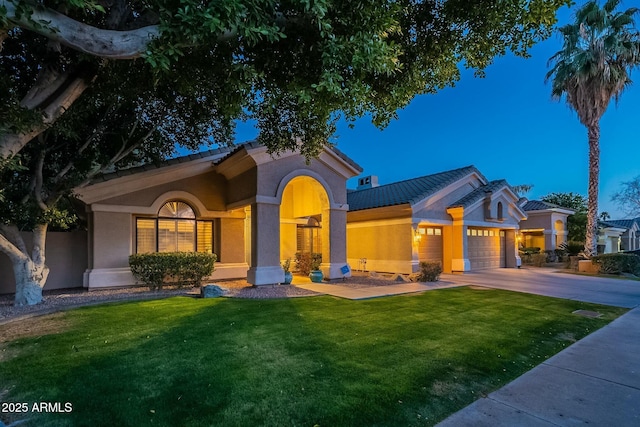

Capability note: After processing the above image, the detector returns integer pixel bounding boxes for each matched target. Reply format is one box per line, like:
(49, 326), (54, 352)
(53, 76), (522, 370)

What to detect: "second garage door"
(467, 228), (505, 269)
(418, 226), (443, 265)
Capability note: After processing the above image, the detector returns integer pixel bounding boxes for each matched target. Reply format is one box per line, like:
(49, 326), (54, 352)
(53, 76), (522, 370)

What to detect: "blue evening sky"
(230, 4), (640, 219)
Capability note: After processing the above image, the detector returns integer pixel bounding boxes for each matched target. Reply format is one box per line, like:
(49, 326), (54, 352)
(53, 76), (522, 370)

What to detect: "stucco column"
(411, 222), (421, 273)
(247, 202), (284, 285)
(505, 229), (520, 268)
(320, 206), (351, 279)
(451, 222), (470, 273)
(543, 230), (554, 251)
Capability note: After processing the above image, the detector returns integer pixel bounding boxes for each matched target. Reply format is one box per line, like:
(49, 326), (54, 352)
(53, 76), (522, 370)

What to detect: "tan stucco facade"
(76, 144), (360, 289)
(519, 207), (573, 251)
(347, 171), (526, 275)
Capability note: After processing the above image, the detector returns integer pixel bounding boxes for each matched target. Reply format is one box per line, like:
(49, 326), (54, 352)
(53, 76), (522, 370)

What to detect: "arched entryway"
(279, 176), (331, 273)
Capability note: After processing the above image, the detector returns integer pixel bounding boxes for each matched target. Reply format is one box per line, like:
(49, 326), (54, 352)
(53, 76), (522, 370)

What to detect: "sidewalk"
(295, 280), (462, 299)
(437, 305), (640, 426)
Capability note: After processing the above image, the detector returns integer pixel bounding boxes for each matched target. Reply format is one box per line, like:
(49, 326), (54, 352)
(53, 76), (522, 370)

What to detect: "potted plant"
(282, 258), (293, 285)
(309, 253), (323, 283)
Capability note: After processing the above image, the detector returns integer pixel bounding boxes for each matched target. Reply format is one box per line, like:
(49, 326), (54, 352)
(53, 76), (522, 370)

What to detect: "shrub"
(129, 252), (216, 290)
(531, 253), (547, 267)
(295, 252), (322, 275)
(591, 253), (640, 276)
(417, 261), (442, 282)
(521, 247), (541, 255)
(560, 241), (584, 256)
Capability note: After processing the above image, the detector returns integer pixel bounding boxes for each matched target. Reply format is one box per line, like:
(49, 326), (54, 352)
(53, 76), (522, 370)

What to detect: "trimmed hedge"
(591, 253), (640, 276)
(417, 261), (442, 282)
(129, 252), (216, 290)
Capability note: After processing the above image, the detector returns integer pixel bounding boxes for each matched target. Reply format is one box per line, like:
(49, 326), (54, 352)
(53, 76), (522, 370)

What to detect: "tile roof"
(604, 219), (639, 230)
(347, 165), (482, 212)
(599, 220), (629, 229)
(92, 145), (236, 183)
(448, 180), (510, 209)
(91, 141), (361, 183)
(522, 200), (566, 211)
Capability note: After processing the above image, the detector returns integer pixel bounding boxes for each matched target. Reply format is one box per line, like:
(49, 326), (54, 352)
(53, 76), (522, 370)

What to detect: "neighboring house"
(597, 220), (630, 254)
(0, 145), (531, 294)
(600, 218), (640, 252)
(346, 166), (526, 274)
(518, 200), (574, 251)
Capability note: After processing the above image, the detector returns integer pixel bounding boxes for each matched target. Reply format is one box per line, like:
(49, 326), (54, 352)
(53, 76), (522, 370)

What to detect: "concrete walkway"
(295, 280), (462, 299)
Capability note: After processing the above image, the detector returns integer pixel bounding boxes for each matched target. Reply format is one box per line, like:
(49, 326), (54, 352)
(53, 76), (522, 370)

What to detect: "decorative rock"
(201, 284), (224, 298)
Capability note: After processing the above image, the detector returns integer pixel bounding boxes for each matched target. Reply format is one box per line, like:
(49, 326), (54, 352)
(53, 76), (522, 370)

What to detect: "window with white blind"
(136, 201), (213, 254)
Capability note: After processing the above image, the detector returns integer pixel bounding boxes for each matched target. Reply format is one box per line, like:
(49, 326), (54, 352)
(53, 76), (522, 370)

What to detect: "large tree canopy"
(1, 0), (571, 161)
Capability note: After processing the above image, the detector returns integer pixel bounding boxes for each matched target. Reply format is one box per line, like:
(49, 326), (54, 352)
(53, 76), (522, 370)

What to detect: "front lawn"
(0, 287), (627, 426)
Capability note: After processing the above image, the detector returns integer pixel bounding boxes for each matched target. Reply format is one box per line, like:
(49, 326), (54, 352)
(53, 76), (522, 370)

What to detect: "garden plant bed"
(0, 287), (626, 426)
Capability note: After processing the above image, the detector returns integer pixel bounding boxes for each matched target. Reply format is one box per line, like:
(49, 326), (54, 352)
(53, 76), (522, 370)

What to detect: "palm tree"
(546, 0), (640, 256)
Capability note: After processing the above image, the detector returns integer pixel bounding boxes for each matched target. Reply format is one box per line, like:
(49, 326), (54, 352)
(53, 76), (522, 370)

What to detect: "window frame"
(135, 201), (214, 255)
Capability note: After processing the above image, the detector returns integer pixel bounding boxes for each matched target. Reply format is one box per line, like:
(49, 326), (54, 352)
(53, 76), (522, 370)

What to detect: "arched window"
(497, 202), (504, 220)
(136, 201), (213, 254)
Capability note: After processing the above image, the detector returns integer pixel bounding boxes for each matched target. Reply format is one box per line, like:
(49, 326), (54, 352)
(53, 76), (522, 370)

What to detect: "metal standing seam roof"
(448, 179), (510, 209)
(346, 165), (483, 212)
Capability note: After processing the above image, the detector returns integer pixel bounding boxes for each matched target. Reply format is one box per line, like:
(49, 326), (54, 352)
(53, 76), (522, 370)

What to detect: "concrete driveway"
(441, 267), (640, 308)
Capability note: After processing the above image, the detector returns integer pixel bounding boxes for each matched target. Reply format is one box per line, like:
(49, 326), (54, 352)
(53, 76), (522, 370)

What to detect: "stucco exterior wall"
(0, 231), (87, 294)
(98, 171), (228, 211)
(520, 214), (548, 229)
(347, 222), (413, 273)
(414, 181), (479, 221)
(257, 155), (349, 204)
(91, 211), (132, 269)
(219, 218), (246, 263)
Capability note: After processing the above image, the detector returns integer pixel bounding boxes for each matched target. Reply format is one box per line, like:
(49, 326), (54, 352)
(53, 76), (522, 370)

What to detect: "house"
(517, 200), (574, 251)
(71, 142), (362, 289)
(599, 218), (640, 252)
(0, 145), (529, 294)
(345, 166), (526, 274)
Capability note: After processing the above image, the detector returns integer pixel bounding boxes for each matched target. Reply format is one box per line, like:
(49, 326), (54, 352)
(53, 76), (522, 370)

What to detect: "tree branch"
(1, 0), (160, 59)
(0, 69), (92, 159)
(0, 225), (29, 262)
(33, 148), (49, 211)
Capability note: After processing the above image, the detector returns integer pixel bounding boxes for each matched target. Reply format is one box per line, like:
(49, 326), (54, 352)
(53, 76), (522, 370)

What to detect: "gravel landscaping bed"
(0, 273), (411, 323)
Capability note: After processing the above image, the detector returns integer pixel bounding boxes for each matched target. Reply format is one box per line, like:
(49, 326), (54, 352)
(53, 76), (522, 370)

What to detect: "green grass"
(0, 287), (627, 427)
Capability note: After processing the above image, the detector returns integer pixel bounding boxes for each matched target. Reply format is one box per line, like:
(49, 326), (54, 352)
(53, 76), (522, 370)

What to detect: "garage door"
(418, 226), (443, 264)
(467, 228), (505, 269)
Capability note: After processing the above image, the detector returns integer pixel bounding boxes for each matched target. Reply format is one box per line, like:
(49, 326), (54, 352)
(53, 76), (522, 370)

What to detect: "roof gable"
(448, 179), (509, 209)
(347, 166), (482, 212)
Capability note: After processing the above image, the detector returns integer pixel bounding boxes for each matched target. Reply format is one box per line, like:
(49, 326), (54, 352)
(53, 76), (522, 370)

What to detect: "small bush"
(560, 241), (584, 256)
(521, 247), (541, 255)
(295, 252), (322, 275)
(129, 252), (216, 290)
(591, 253), (640, 276)
(530, 253), (547, 267)
(417, 261), (442, 282)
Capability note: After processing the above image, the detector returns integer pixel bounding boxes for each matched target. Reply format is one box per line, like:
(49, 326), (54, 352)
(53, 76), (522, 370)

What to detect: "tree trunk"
(0, 224), (50, 306)
(13, 258), (49, 306)
(584, 122), (600, 257)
